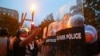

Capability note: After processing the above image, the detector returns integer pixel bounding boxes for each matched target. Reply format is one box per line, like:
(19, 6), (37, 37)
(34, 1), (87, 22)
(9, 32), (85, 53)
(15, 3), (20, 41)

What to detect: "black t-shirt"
(13, 38), (26, 56)
(31, 41), (39, 56)
(86, 41), (98, 56)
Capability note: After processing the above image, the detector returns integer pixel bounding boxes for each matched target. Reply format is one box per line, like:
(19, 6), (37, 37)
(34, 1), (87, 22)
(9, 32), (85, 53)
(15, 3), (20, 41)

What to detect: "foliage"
(0, 14), (19, 36)
(38, 13), (55, 39)
(83, 7), (96, 25)
(39, 13), (54, 28)
(70, 0), (100, 27)
(83, 0), (100, 26)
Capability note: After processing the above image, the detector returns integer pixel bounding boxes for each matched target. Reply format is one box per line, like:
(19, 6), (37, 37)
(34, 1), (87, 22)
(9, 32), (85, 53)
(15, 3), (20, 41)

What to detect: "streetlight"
(31, 4), (36, 21)
(30, 4), (36, 30)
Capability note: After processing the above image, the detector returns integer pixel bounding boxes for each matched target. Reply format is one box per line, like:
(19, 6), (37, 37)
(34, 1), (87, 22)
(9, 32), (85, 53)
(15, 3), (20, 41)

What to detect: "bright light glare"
(30, 4), (36, 12)
(67, 21), (72, 28)
(31, 22), (34, 24)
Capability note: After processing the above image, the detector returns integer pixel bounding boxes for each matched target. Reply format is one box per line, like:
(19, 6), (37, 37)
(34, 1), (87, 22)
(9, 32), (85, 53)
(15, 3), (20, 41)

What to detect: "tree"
(38, 13), (55, 39)
(0, 14), (19, 36)
(83, 0), (100, 26)
(39, 13), (54, 28)
(70, 0), (100, 26)
(83, 7), (95, 25)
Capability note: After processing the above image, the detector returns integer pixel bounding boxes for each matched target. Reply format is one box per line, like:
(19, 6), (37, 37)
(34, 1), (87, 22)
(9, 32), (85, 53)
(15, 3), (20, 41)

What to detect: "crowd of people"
(0, 13), (100, 56)
(0, 27), (41, 56)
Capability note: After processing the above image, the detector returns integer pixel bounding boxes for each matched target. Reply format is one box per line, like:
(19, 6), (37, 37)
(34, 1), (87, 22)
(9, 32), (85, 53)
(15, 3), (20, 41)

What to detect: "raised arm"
(19, 28), (41, 47)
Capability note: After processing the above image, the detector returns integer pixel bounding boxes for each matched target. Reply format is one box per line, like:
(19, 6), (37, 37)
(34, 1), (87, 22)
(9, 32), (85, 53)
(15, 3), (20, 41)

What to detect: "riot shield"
(56, 26), (87, 56)
(43, 36), (56, 56)
(42, 22), (57, 56)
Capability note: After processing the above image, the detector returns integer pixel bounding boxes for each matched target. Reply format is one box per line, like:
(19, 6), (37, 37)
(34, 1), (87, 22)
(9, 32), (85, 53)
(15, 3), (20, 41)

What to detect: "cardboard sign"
(56, 26), (87, 56)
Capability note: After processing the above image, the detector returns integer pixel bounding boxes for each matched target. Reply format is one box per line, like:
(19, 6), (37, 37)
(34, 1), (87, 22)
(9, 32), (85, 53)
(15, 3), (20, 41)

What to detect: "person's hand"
(32, 28), (41, 36)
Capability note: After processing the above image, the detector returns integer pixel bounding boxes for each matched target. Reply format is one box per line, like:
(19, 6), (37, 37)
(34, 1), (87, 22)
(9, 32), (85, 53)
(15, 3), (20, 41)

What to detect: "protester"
(7, 36), (17, 56)
(13, 27), (41, 56)
(31, 40), (39, 56)
(0, 28), (9, 56)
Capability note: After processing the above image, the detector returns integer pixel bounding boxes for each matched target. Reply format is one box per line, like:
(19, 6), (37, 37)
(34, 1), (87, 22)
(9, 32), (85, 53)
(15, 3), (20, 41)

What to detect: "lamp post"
(31, 21), (34, 30)
(32, 11), (34, 21)
(31, 4), (36, 30)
